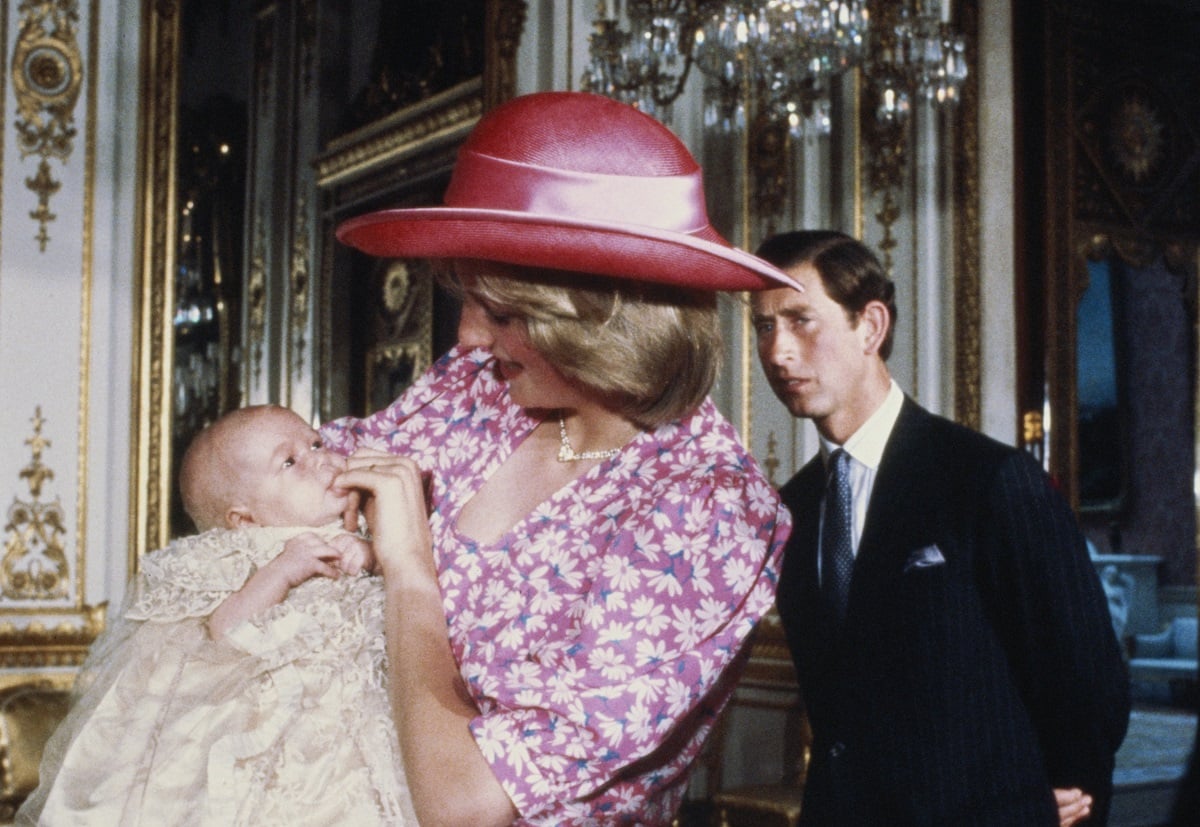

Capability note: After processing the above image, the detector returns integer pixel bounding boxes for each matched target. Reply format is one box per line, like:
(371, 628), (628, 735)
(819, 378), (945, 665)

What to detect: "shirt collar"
(820, 380), (905, 471)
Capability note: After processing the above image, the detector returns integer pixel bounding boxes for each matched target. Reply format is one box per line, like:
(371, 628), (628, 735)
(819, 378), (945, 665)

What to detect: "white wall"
(0, 0), (140, 668)
(977, 0), (1019, 446)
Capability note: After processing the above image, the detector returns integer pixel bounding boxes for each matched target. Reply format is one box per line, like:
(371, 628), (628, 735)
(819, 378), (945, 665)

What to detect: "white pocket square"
(904, 544), (946, 572)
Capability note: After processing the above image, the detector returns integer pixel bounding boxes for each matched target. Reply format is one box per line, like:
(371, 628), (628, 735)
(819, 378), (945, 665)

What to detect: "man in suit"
(751, 231), (1130, 826)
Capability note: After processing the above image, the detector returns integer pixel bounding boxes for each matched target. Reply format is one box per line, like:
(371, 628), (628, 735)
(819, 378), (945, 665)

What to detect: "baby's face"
(228, 409), (350, 527)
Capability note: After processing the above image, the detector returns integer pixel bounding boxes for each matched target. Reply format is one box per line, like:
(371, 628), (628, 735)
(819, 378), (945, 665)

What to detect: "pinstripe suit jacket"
(778, 399), (1130, 826)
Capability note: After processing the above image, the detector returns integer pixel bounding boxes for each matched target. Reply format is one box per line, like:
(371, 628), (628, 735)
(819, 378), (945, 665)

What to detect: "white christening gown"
(17, 524), (416, 826)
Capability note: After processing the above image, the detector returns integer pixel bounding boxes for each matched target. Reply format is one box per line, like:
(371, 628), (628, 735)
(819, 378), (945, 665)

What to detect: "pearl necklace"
(557, 413), (624, 463)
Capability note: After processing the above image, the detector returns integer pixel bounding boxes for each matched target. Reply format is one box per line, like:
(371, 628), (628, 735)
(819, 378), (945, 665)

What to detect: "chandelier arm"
(582, 0), (971, 220)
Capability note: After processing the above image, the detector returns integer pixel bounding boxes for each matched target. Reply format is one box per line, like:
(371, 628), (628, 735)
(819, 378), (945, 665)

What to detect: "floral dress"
(18, 524), (416, 827)
(322, 346), (790, 825)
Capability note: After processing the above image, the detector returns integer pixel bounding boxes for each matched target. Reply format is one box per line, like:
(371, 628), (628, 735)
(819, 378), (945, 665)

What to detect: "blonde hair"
(443, 262), (721, 428)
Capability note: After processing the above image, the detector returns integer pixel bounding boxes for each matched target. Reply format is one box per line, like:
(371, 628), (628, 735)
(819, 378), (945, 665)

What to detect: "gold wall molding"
(75, 0), (99, 617)
(290, 193), (311, 376)
(131, 0), (181, 563)
(953, 0), (982, 431)
(1, 0), (8, 261)
(2, 409), (68, 601)
(0, 601), (104, 667)
(315, 78), (484, 189)
(11, 0), (84, 251)
(483, 0), (526, 110)
(132, 2), (525, 556)
(247, 216), (267, 385)
(0, 3), (103, 670)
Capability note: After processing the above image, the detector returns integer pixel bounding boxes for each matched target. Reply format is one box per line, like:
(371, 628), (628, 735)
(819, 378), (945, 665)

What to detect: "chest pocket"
(844, 535), (990, 681)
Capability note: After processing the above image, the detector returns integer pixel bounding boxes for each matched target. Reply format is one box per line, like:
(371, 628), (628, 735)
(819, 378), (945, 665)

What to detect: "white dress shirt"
(818, 380), (905, 580)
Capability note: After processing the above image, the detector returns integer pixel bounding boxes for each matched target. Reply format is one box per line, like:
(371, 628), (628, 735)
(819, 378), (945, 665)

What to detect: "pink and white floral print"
(322, 347), (789, 825)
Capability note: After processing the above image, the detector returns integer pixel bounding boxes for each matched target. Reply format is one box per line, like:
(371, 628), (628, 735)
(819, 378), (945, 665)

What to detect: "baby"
(18, 405), (415, 826)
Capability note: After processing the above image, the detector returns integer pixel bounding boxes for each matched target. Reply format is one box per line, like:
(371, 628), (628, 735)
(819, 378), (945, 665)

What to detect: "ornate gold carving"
(132, 0), (181, 563)
(379, 260), (431, 341)
(860, 0), (910, 275)
(0, 602), (105, 667)
(1110, 91), (1165, 184)
(11, 0), (84, 250)
(247, 217), (267, 383)
(382, 262), (413, 317)
(76, 0), (100, 602)
(290, 194), (311, 375)
(740, 610), (799, 689)
(748, 112), (790, 219)
(873, 188), (901, 274)
(366, 342), (433, 416)
(24, 161), (60, 249)
(953, 0), (982, 431)
(763, 431), (780, 488)
(364, 259), (435, 413)
(2, 409), (68, 601)
(316, 79), (484, 188)
(484, 0), (527, 109)
(1023, 410), (1045, 445)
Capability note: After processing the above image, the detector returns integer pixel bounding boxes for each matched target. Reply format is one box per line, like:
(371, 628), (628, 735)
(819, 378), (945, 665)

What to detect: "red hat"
(336, 92), (801, 292)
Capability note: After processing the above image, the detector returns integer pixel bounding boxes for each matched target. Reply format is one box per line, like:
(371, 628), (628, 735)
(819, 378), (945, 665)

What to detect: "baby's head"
(179, 405), (351, 532)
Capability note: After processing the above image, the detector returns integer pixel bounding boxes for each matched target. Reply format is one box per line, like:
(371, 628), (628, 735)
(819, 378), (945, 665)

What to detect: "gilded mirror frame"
(1029, 0), (1199, 599)
(130, 0), (526, 565)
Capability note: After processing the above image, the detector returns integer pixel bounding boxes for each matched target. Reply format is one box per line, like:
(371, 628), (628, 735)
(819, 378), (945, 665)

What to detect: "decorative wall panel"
(0, 0), (106, 666)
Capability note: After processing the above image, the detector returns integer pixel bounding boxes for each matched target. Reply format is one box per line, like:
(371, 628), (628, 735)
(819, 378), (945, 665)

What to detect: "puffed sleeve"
(320, 345), (493, 460)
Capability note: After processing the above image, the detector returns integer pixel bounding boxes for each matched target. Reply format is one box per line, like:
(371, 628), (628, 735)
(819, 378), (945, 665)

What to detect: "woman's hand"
(337, 450), (434, 582)
(338, 451), (515, 826)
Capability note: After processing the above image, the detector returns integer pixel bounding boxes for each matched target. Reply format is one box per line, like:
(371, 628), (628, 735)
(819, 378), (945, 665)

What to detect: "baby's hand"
(209, 532), (342, 640)
(268, 532), (344, 588)
(327, 533), (376, 576)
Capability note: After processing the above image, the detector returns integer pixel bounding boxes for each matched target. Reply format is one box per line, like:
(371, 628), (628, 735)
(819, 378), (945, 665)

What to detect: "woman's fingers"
(336, 459), (432, 574)
(345, 447), (403, 468)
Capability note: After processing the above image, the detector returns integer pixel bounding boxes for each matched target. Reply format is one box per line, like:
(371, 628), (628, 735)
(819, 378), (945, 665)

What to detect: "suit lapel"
(777, 458), (830, 669)
(845, 400), (940, 625)
(781, 402), (945, 668)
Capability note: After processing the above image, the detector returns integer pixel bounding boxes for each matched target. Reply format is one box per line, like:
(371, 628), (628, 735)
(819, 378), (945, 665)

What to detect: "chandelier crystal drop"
(581, 1), (967, 139)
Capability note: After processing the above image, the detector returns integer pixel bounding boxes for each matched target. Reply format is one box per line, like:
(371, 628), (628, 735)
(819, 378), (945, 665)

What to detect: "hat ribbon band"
(444, 149), (712, 235)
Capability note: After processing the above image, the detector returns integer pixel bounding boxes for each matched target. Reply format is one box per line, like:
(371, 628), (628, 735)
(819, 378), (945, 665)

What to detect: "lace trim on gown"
(17, 524), (415, 826)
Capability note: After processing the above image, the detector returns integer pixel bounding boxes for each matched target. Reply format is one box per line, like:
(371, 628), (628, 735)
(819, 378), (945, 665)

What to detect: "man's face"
(751, 263), (880, 438)
(226, 408), (350, 528)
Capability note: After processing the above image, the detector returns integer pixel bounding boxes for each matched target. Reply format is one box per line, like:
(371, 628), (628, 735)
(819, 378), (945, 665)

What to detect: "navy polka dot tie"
(822, 449), (854, 622)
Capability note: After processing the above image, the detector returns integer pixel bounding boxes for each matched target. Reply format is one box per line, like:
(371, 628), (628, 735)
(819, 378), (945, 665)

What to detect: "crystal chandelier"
(582, 1), (969, 211)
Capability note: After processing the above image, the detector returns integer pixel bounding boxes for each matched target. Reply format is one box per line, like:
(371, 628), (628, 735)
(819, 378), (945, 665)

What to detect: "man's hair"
(441, 262), (721, 428)
(755, 231), (898, 360)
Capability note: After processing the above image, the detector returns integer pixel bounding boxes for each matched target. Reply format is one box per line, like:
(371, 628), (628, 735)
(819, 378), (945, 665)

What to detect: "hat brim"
(336, 208), (802, 292)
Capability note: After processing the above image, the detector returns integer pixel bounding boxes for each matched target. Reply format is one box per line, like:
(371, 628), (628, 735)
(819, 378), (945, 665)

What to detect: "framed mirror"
(1076, 247), (1130, 513)
(131, 0), (526, 560)
(1021, 0), (1199, 588)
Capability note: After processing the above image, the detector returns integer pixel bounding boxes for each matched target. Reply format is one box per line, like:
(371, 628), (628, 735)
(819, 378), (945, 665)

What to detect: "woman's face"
(454, 263), (578, 410)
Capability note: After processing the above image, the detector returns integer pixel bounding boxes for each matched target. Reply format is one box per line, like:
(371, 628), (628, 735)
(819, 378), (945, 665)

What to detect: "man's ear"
(225, 506), (259, 529)
(858, 300), (890, 356)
